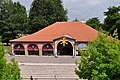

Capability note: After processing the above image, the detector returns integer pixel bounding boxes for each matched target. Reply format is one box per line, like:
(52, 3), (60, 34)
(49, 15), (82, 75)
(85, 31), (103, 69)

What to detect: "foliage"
(104, 6), (120, 39)
(0, 42), (21, 80)
(4, 46), (11, 55)
(28, 0), (68, 33)
(73, 18), (79, 22)
(75, 32), (120, 80)
(0, 0), (28, 43)
(86, 17), (101, 30)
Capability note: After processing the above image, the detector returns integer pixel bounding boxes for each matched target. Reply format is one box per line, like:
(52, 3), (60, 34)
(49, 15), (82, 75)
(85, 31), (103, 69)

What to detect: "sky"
(13, 0), (120, 22)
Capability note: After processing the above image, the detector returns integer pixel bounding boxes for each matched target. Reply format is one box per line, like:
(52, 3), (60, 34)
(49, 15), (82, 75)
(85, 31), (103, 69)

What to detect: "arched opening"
(77, 43), (87, 56)
(57, 41), (73, 56)
(42, 44), (53, 56)
(14, 43), (25, 55)
(27, 44), (39, 55)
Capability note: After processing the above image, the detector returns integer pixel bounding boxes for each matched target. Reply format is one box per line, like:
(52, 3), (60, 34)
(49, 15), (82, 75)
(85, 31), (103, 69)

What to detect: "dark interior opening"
(28, 50), (39, 55)
(57, 41), (73, 56)
(14, 51), (25, 55)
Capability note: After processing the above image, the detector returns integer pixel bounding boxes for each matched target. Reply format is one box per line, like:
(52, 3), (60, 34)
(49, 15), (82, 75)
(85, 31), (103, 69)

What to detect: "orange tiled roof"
(10, 22), (98, 42)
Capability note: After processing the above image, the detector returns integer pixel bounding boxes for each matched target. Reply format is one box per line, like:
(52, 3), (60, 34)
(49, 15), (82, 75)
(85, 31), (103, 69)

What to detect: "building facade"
(10, 22), (98, 57)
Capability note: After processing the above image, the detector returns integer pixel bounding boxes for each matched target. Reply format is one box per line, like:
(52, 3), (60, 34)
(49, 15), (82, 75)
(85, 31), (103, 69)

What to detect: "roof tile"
(10, 22), (98, 42)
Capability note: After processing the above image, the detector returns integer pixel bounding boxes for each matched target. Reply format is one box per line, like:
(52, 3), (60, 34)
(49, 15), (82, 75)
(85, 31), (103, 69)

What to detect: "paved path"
(6, 55), (81, 80)
(19, 63), (78, 80)
(6, 55), (80, 63)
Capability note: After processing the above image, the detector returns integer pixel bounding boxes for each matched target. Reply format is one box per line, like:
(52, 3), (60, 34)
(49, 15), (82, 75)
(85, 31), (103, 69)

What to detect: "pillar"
(54, 41), (58, 57)
(11, 43), (14, 55)
(72, 41), (76, 57)
(74, 43), (77, 57)
(38, 44), (42, 56)
(72, 44), (75, 57)
(24, 43), (28, 56)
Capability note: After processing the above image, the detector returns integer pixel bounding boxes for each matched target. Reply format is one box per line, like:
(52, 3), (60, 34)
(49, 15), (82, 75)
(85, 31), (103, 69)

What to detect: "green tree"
(0, 42), (21, 80)
(73, 18), (79, 22)
(86, 17), (101, 30)
(75, 32), (120, 80)
(104, 6), (120, 39)
(29, 0), (68, 33)
(0, 0), (28, 43)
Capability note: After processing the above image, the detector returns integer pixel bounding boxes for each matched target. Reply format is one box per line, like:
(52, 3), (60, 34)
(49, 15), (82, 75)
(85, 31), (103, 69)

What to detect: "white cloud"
(63, 0), (79, 3)
(69, 0), (78, 3)
(13, 0), (120, 22)
(85, 0), (104, 6)
(63, 0), (102, 6)
(87, 0), (101, 5)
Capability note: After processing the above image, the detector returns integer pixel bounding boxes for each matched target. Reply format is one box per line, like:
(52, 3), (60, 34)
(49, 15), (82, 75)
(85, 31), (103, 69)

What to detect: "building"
(10, 22), (98, 57)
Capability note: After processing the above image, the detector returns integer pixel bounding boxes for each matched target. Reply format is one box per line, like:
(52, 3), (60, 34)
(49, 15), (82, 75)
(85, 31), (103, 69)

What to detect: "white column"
(72, 41), (76, 57)
(24, 43), (28, 56)
(38, 44), (42, 56)
(54, 41), (58, 57)
(73, 45), (75, 56)
(74, 43), (77, 57)
(11, 43), (14, 55)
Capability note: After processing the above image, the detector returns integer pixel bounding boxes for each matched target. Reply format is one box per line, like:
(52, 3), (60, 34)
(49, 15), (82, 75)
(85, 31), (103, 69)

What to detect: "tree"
(104, 6), (120, 39)
(29, 0), (68, 33)
(75, 32), (120, 80)
(0, 0), (28, 43)
(72, 18), (79, 22)
(86, 17), (101, 30)
(0, 41), (21, 80)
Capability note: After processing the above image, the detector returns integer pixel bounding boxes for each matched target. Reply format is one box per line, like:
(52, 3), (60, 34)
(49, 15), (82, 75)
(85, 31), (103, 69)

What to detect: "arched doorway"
(14, 43), (25, 55)
(42, 44), (53, 56)
(57, 41), (73, 56)
(27, 44), (39, 55)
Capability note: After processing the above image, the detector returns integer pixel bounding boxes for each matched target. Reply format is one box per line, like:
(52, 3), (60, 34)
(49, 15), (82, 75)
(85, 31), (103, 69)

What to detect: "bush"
(75, 32), (120, 80)
(0, 43), (21, 80)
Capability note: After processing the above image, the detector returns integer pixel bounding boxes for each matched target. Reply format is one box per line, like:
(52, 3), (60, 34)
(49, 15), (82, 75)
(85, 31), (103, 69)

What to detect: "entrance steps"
(19, 63), (79, 80)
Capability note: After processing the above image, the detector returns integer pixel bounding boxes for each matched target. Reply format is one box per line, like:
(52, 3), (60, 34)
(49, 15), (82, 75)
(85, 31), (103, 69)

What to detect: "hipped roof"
(10, 22), (98, 42)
